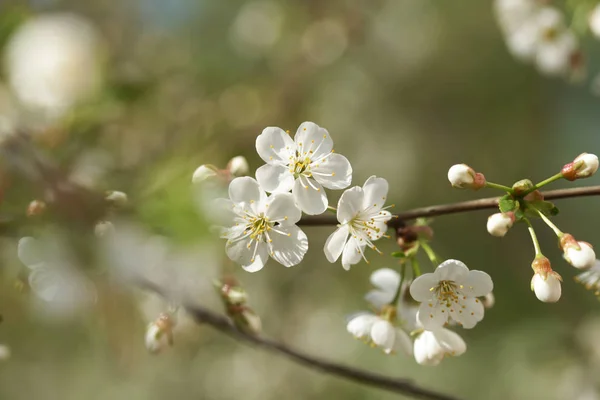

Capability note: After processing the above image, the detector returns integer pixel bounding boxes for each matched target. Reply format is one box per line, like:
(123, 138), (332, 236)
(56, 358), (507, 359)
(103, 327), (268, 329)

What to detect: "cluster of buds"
(192, 155), (249, 184)
(145, 312), (176, 354)
(447, 164), (486, 190)
(216, 276), (261, 335)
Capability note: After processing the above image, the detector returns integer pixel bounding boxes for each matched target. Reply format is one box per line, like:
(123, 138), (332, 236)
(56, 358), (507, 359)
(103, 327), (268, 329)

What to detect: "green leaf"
(499, 195), (518, 213)
(391, 251), (406, 258)
(526, 200), (559, 218)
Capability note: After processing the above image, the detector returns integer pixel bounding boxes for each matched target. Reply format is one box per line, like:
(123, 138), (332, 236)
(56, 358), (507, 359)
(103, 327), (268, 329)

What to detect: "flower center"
(433, 280), (459, 306)
(245, 213), (271, 241)
(291, 155), (311, 178)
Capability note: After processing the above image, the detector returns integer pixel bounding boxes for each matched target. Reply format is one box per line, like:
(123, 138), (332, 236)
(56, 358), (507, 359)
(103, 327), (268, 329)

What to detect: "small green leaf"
(514, 209), (525, 220)
(391, 251), (406, 258)
(499, 195), (518, 213)
(527, 200), (559, 218)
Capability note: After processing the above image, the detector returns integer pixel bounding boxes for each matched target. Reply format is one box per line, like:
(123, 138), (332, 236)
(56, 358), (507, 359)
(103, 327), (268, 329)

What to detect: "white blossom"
(531, 271), (562, 302)
(347, 313), (412, 355)
(0, 345), (10, 361)
(255, 121), (352, 215)
(365, 268), (401, 309)
(324, 176), (392, 270)
(192, 165), (218, 184)
(217, 177), (308, 272)
(563, 241), (596, 270)
(486, 212), (515, 237)
(105, 191), (128, 208)
(573, 153), (599, 179)
(409, 259), (493, 330)
(575, 260), (600, 296)
(590, 5), (600, 39)
(17, 236), (96, 316)
(413, 325), (466, 366)
(227, 156), (249, 177)
(5, 13), (102, 119)
(145, 317), (173, 354)
(94, 221), (115, 238)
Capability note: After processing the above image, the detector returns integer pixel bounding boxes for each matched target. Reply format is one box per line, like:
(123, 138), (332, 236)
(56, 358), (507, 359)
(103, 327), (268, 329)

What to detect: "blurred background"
(0, 0), (599, 399)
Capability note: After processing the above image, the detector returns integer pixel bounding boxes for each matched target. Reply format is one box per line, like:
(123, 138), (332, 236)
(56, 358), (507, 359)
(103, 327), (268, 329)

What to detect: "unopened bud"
(481, 292), (495, 309)
(221, 284), (247, 305)
(27, 200), (46, 217)
(227, 156), (249, 177)
(523, 190), (544, 202)
(192, 165), (217, 184)
(105, 191), (128, 208)
(447, 164), (485, 190)
(512, 179), (534, 195)
(562, 153), (599, 181)
(531, 271), (562, 303)
(94, 221), (114, 238)
(486, 212), (515, 237)
(145, 313), (175, 354)
(531, 255), (552, 276)
(560, 234), (596, 269)
(231, 307), (262, 335)
(0, 344), (10, 361)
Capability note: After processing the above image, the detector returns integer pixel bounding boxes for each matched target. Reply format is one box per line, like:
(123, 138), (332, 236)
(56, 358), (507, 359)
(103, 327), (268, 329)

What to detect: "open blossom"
(560, 234), (596, 270)
(486, 212), (515, 237)
(575, 260), (600, 296)
(217, 177), (308, 272)
(347, 313), (412, 355)
(324, 176), (392, 270)
(413, 325), (467, 366)
(255, 121), (352, 215)
(17, 236), (96, 316)
(409, 259), (493, 330)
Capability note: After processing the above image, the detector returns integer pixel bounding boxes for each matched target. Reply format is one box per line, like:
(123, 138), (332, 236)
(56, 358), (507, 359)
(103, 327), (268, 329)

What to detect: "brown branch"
(299, 186), (600, 227)
(138, 279), (461, 400)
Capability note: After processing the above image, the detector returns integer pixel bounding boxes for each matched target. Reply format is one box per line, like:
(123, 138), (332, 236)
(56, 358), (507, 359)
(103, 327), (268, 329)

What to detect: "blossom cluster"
(194, 121), (393, 272)
(494, 0), (583, 79)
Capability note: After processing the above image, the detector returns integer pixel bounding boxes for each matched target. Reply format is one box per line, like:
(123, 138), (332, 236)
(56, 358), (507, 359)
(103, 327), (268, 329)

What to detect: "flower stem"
(529, 172), (564, 193)
(523, 217), (542, 256)
(327, 206), (337, 213)
(390, 262), (407, 305)
(485, 182), (514, 193)
(411, 258), (421, 278)
(420, 241), (441, 267)
(532, 207), (563, 237)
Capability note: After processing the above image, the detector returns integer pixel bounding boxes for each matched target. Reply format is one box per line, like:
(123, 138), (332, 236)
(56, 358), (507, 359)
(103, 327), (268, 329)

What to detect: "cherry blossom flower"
(323, 176), (392, 270)
(365, 268), (402, 309)
(487, 212), (515, 237)
(413, 325), (467, 366)
(217, 177), (308, 272)
(17, 236), (96, 316)
(575, 260), (600, 296)
(346, 313), (412, 355)
(409, 259), (493, 330)
(255, 121), (352, 215)
(590, 5), (600, 39)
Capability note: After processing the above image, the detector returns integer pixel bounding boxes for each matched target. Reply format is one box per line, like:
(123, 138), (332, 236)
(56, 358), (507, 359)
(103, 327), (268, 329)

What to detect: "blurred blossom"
(17, 235), (96, 319)
(301, 20), (348, 66)
(230, 1), (284, 57)
(5, 13), (103, 120)
(218, 85), (262, 128)
(0, 344), (9, 361)
(69, 150), (113, 190)
(0, 84), (18, 140)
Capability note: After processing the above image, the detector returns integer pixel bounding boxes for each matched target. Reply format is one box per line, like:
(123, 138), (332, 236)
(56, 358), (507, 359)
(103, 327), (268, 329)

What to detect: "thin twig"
(138, 279), (461, 400)
(298, 186), (600, 227)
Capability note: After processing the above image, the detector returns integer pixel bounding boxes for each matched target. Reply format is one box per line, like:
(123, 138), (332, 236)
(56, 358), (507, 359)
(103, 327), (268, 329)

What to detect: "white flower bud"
(482, 292), (495, 309)
(590, 5), (600, 39)
(413, 328), (466, 366)
(0, 344), (10, 361)
(227, 156), (249, 177)
(564, 242), (596, 270)
(105, 191), (128, 207)
(573, 153), (599, 179)
(486, 212), (515, 237)
(145, 322), (170, 354)
(447, 164), (485, 189)
(192, 165), (217, 184)
(531, 272), (562, 303)
(94, 221), (114, 238)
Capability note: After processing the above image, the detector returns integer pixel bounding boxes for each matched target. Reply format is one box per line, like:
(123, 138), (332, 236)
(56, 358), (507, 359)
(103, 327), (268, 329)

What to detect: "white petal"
(361, 176), (389, 212)
(451, 297), (484, 329)
(18, 237), (44, 269)
(433, 328), (466, 357)
(211, 198), (238, 226)
(256, 127), (295, 164)
(409, 273), (438, 302)
(336, 186), (363, 224)
(225, 237), (268, 272)
(370, 268), (400, 292)
(434, 259), (469, 281)
(365, 290), (395, 310)
(532, 273), (562, 302)
(294, 121), (333, 159)
(265, 193), (302, 226)
(414, 331), (442, 366)
(228, 177), (266, 206)
(255, 164), (295, 193)
(460, 270), (494, 297)
(311, 153), (352, 190)
(370, 319), (396, 352)
(268, 225), (308, 267)
(347, 314), (377, 338)
(341, 237), (364, 270)
(394, 328), (414, 356)
(417, 304), (448, 330)
(292, 176), (327, 215)
(368, 211), (392, 240)
(324, 225), (349, 263)
(28, 268), (60, 301)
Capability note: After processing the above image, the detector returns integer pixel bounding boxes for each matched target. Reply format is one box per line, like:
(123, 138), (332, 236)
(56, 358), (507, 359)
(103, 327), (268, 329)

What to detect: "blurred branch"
(299, 186), (600, 227)
(139, 279), (461, 400)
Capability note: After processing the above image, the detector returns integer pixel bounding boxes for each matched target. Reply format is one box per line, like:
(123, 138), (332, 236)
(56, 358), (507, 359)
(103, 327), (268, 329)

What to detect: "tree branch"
(299, 186), (600, 227)
(138, 279), (462, 400)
